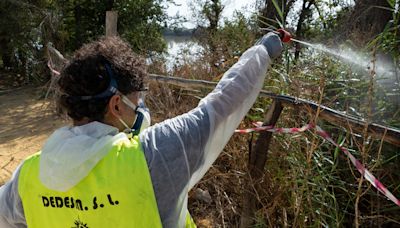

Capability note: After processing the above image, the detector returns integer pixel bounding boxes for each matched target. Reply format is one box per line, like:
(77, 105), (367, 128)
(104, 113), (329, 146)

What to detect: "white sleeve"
(0, 165), (27, 228)
(140, 44), (272, 227)
(189, 44), (271, 188)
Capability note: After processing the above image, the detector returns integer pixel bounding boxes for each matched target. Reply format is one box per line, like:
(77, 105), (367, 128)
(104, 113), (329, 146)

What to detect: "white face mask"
(118, 95), (151, 135)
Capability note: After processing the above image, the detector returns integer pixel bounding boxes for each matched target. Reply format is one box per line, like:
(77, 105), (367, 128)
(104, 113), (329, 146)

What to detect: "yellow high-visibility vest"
(18, 136), (162, 228)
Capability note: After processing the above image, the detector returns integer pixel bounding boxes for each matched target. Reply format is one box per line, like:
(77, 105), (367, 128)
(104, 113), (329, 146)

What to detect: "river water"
(163, 35), (203, 71)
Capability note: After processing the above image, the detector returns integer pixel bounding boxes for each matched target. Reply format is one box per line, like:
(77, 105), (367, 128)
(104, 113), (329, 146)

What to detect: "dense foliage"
(0, 0), (167, 85)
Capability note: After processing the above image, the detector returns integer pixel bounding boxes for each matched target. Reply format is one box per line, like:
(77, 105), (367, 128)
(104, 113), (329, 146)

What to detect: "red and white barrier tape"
(235, 122), (400, 207)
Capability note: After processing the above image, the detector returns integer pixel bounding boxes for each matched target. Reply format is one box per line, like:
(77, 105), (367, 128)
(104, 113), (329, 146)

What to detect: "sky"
(166, 0), (258, 28)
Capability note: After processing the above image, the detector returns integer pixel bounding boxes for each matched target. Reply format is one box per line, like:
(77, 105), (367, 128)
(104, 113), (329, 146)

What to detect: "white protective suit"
(0, 44), (272, 227)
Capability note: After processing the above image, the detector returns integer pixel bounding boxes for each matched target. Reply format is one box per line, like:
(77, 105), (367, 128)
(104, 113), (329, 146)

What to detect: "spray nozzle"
(277, 29), (292, 43)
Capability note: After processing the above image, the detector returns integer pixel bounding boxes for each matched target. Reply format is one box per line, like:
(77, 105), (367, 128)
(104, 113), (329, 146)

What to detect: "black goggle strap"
(131, 107), (144, 136)
(72, 63), (118, 101)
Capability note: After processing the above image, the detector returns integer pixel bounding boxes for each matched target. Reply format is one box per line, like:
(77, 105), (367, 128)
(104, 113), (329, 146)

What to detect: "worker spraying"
(0, 30), (287, 227)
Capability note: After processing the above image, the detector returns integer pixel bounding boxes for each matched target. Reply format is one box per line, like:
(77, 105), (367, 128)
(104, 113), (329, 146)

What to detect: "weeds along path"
(0, 87), (67, 185)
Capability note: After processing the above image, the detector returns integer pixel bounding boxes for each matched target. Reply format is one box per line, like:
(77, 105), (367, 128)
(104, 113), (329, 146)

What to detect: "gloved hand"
(256, 32), (283, 59)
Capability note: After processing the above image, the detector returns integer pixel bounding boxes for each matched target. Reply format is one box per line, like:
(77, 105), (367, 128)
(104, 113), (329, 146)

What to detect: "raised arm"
(140, 33), (282, 227)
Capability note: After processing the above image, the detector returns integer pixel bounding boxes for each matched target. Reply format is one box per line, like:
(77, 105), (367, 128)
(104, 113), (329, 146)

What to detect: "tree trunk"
(204, 0), (223, 52)
(342, 0), (392, 45)
(209, 0), (222, 31)
(74, 4), (83, 49)
(0, 42), (12, 69)
(294, 0), (314, 62)
(105, 0), (114, 11)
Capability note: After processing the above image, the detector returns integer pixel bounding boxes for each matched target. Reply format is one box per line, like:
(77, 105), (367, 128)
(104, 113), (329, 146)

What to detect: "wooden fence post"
(240, 101), (283, 228)
(106, 11), (118, 37)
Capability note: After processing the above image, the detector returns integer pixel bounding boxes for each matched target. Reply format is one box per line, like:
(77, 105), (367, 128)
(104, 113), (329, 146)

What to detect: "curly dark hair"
(58, 36), (147, 121)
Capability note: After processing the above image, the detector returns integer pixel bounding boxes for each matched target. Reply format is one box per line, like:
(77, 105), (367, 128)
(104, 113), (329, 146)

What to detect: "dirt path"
(0, 87), (67, 184)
